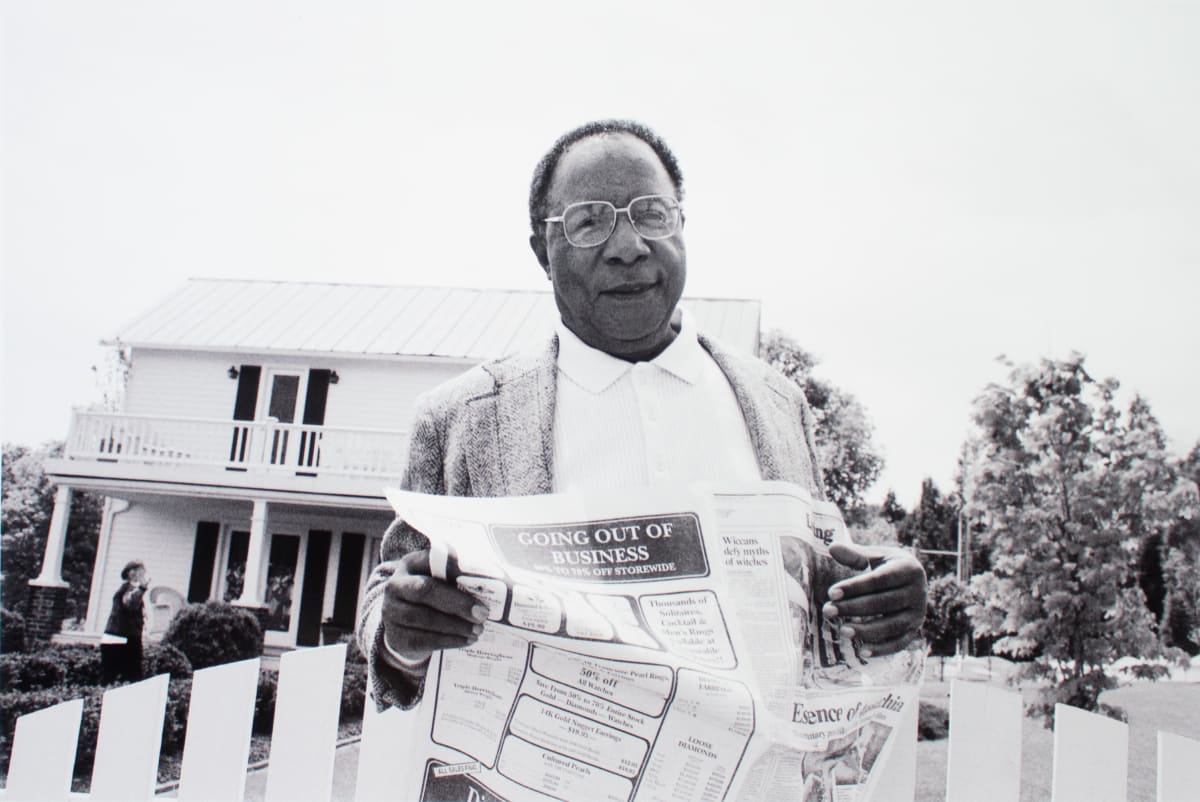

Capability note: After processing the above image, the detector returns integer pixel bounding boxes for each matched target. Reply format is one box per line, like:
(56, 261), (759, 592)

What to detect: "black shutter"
(297, 369), (331, 472)
(296, 531), (332, 647)
(229, 365), (261, 464)
(187, 522), (221, 603)
(330, 533), (366, 629)
(302, 369), (331, 425)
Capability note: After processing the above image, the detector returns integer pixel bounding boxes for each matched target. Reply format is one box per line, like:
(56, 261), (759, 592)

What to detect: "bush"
(143, 642), (193, 680)
(49, 643), (104, 686)
(1, 607), (26, 653)
(917, 701), (950, 741)
(161, 678), (193, 756)
(163, 602), (263, 670)
(0, 685), (105, 780)
(0, 643), (105, 691)
(254, 669), (278, 735)
(1031, 669), (1127, 727)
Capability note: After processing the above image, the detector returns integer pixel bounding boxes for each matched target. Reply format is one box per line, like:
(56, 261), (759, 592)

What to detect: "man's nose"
(602, 214), (651, 265)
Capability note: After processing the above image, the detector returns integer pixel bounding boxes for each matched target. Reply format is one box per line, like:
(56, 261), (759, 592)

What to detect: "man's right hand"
(381, 549), (489, 663)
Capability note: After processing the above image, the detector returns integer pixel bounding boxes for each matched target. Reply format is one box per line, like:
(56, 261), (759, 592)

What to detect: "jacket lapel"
(468, 337), (558, 496)
(700, 334), (787, 482)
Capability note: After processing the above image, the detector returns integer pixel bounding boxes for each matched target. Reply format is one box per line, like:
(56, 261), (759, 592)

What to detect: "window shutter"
(232, 366), (262, 420)
(187, 522), (221, 603)
(302, 369), (331, 425)
(229, 365), (261, 464)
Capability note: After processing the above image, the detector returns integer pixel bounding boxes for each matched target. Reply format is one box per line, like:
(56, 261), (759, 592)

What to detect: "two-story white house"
(29, 279), (762, 652)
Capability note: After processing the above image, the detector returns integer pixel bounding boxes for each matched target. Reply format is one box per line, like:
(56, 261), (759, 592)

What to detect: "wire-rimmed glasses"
(544, 194), (682, 248)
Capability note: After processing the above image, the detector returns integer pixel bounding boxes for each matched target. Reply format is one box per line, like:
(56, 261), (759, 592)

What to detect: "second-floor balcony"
(53, 410), (409, 502)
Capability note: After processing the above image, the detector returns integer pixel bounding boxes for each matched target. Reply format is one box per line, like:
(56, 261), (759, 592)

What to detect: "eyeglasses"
(544, 194), (682, 248)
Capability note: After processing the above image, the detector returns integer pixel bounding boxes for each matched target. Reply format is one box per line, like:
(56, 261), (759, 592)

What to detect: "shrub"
(163, 602), (263, 670)
(0, 651), (66, 690)
(254, 669), (278, 735)
(1, 607), (26, 653)
(1030, 669), (1127, 727)
(143, 642), (193, 680)
(0, 643), (105, 691)
(917, 701), (950, 741)
(49, 643), (104, 686)
(0, 685), (105, 780)
(161, 678), (193, 755)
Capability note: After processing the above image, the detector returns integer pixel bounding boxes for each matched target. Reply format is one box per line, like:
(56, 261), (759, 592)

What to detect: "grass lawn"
(913, 680), (1200, 802)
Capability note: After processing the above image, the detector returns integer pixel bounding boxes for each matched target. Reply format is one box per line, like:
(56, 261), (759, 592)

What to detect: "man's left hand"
(823, 543), (927, 657)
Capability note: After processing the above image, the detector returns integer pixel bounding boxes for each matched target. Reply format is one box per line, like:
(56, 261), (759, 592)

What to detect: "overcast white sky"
(3, 1), (1198, 506)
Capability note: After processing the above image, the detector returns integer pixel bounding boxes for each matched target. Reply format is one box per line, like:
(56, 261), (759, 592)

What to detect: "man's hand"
(381, 550), (489, 663)
(823, 543), (927, 657)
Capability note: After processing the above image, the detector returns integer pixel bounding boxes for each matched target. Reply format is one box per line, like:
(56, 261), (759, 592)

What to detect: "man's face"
(533, 133), (686, 360)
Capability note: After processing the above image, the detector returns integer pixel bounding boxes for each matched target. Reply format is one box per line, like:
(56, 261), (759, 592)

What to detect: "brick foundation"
(25, 584), (69, 643)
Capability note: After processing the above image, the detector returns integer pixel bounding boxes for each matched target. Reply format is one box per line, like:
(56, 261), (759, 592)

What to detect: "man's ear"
(530, 233), (550, 272)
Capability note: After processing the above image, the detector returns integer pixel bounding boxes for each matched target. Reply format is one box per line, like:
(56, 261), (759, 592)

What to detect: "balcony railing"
(64, 410), (408, 480)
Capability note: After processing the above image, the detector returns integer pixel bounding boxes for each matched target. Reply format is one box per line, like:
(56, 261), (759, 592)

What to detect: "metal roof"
(106, 279), (762, 360)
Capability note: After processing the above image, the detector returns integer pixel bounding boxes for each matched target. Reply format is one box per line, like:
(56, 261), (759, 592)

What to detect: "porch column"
(32, 485), (73, 587)
(26, 485), (73, 642)
(234, 499), (271, 608)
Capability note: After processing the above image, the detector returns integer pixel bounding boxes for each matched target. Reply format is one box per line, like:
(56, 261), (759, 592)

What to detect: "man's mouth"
(602, 281), (657, 296)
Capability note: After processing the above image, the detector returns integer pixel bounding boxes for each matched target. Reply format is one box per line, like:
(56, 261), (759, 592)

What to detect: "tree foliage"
(923, 575), (976, 656)
(2, 442), (104, 619)
(896, 478), (960, 578)
(964, 354), (1196, 712)
(760, 331), (883, 522)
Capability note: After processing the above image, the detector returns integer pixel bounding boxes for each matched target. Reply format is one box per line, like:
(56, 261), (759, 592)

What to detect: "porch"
(60, 410), (408, 481)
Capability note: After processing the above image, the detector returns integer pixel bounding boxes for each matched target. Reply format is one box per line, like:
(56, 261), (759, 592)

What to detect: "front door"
(262, 532), (304, 647)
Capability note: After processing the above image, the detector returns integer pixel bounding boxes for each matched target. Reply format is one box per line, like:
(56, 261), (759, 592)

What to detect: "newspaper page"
(382, 482), (922, 802)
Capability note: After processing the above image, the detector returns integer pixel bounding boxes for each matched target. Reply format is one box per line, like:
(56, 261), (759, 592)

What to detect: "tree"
(880, 490), (906, 525)
(2, 442), (104, 620)
(923, 575), (976, 656)
(896, 478), (960, 578)
(760, 331), (883, 523)
(964, 354), (1195, 718)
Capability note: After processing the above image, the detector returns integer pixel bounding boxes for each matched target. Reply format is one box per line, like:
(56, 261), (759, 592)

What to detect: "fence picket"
(177, 658), (260, 802)
(263, 643), (346, 802)
(3, 697), (83, 802)
(945, 680), (1022, 802)
(1157, 731), (1200, 802)
(354, 698), (424, 801)
(90, 674), (169, 801)
(1051, 703), (1128, 802)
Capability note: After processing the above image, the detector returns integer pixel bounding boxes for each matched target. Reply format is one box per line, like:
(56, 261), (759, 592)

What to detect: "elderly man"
(358, 120), (926, 709)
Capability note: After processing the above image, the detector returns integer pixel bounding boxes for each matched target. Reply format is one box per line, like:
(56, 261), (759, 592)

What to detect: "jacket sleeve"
(357, 402), (444, 711)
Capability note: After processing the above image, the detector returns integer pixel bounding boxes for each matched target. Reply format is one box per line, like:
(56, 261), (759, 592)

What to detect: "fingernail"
(470, 604), (489, 622)
(823, 604), (839, 618)
(472, 623), (483, 636)
(840, 626), (856, 639)
(861, 648), (874, 658)
(828, 587), (844, 601)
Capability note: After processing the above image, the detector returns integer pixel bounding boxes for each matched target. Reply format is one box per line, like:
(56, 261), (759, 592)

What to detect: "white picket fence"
(2, 644), (1198, 802)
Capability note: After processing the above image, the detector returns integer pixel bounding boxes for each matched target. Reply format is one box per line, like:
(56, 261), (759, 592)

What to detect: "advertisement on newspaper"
(382, 482), (923, 802)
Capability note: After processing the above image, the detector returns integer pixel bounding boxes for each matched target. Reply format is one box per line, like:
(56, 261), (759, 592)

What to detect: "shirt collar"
(556, 309), (705, 394)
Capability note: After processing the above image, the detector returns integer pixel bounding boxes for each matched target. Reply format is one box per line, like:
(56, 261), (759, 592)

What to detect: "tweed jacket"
(358, 333), (828, 710)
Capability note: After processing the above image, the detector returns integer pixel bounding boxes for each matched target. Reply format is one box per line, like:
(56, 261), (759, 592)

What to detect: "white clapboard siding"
(177, 658), (260, 802)
(945, 679), (1023, 802)
(90, 674), (169, 801)
(1052, 702), (1129, 802)
(3, 697), (83, 802)
(6, 659), (1200, 802)
(263, 643), (347, 802)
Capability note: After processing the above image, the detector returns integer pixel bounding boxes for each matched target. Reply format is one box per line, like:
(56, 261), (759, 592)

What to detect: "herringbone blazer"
(358, 333), (828, 709)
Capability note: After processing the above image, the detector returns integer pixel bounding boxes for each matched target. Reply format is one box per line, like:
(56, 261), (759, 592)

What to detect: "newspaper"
(382, 481), (923, 802)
